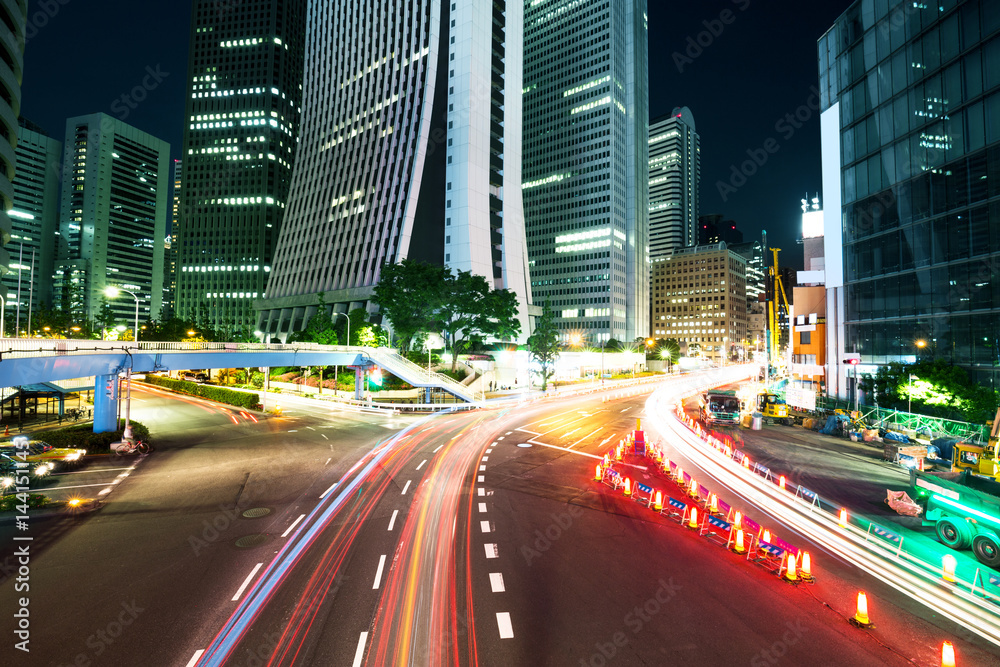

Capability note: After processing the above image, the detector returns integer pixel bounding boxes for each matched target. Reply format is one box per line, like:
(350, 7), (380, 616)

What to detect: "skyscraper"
(255, 1), (533, 340)
(648, 108), (699, 260)
(176, 0), (306, 333)
(53, 113), (170, 327)
(163, 158), (182, 320)
(0, 0), (27, 312)
(6, 119), (61, 321)
(522, 0), (649, 344)
(818, 0), (1000, 394)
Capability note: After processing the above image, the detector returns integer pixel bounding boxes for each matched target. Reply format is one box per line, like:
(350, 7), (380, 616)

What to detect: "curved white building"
(0, 0), (27, 305)
(255, 0), (532, 341)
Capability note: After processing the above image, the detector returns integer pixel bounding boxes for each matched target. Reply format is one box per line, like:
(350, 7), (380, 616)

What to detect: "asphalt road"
(2, 377), (998, 666)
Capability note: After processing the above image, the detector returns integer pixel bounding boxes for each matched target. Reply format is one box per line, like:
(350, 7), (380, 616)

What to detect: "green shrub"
(141, 375), (261, 410)
(39, 420), (150, 454)
(0, 493), (50, 511)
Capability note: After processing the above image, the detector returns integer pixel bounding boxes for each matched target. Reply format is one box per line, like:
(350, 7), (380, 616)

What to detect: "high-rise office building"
(697, 214), (742, 246)
(522, 0), (649, 344)
(163, 158), (182, 320)
(648, 108), (699, 260)
(176, 0), (306, 333)
(0, 0), (27, 311)
(255, 1), (533, 340)
(53, 113), (170, 326)
(5, 119), (61, 319)
(819, 0), (1000, 395)
(650, 243), (747, 363)
(730, 239), (767, 351)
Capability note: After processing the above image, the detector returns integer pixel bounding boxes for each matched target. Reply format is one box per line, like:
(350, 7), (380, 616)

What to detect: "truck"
(910, 468), (1000, 569)
(700, 390), (741, 426)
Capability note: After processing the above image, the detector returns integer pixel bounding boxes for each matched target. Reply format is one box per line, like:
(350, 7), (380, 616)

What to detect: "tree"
(437, 270), (520, 372)
(860, 359), (999, 423)
(289, 293), (339, 345)
(527, 302), (560, 391)
(372, 260), (449, 350)
(659, 338), (681, 370)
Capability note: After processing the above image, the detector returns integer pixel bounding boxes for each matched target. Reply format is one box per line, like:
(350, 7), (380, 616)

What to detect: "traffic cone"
(709, 493), (719, 515)
(595, 464), (603, 481)
(731, 528), (746, 554)
(851, 591), (873, 628)
(687, 506), (699, 529)
(779, 475), (786, 490)
(624, 478), (632, 497)
(800, 551), (815, 583)
(839, 508), (848, 528)
(3, 425), (8, 436)
(783, 553), (798, 582)
(942, 641), (956, 667)
(942, 555), (957, 583)
(654, 491), (663, 511)
(762, 529), (771, 544)
(733, 510), (743, 528)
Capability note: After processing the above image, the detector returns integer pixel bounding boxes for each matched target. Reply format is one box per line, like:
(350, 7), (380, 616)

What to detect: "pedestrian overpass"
(0, 339), (476, 433)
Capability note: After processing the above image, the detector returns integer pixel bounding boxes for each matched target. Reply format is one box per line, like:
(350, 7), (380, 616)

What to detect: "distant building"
(648, 108), (699, 260)
(523, 0), (649, 344)
(176, 0), (307, 333)
(53, 113), (170, 327)
(651, 243), (747, 364)
(0, 0), (27, 313)
(791, 200), (827, 396)
(162, 158), (182, 320)
(730, 239), (766, 351)
(6, 119), (61, 321)
(697, 214), (742, 246)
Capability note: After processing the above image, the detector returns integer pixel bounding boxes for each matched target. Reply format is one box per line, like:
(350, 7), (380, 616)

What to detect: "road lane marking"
(478, 475), (484, 482)
(486, 448), (493, 453)
(416, 459), (427, 470)
(506, 431), (512, 434)
(480, 521), (491, 533)
(185, 651), (204, 667)
(496, 612), (514, 639)
(485, 543), (498, 558)
(481, 456), (489, 461)
(497, 436), (504, 440)
(477, 488), (485, 496)
(489, 573), (505, 593)
(321, 433), (328, 439)
(53, 467), (133, 474)
(524, 439), (647, 469)
(388, 509), (399, 531)
(352, 632), (368, 667)
(281, 514), (306, 538)
(478, 503), (487, 513)
(372, 555), (387, 589)
(433, 444), (444, 453)
(562, 427), (580, 439)
(319, 481), (339, 499)
(479, 465), (486, 471)
(47, 483), (116, 490)
(232, 563), (263, 601)
(568, 427), (603, 449)
(325, 457), (331, 465)
(621, 408), (631, 412)
(515, 426), (541, 435)
(599, 435), (615, 448)
(401, 480), (411, 495)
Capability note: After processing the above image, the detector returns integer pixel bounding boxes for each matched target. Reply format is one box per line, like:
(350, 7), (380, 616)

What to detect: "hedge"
(142, 375), (262, 410)
(38, 420), (151, 454)
(0, 493), (49, 510)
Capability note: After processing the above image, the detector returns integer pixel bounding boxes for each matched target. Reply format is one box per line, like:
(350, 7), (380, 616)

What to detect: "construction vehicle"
(756, 392), (792, 425)
(910, 468), (1000, 568)
(949, 407), (1000, 480)
(700, 390), (741, 426)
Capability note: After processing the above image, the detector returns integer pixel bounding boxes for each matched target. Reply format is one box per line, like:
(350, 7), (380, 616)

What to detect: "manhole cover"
(242, 507), (271, 519)
(517, 443), (533, 448)
(234, 534), (268, 548)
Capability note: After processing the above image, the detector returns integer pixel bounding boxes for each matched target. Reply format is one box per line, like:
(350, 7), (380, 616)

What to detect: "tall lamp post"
(104, 286), (141, 441)
(332, 311), (350, 347)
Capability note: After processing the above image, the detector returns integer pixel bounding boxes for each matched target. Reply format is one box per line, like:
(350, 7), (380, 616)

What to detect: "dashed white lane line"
(621, 407), (631, 412)
(325, 457), (332, 465)
(416, 459), (427, 470)
(478, 503), (487, 513)
(372, 555), (387, 589)
(477, 488), (485, 496)
(480, 521), (491, 533)
(48, 483), (113, 491)
(321, 433), (328, 439)
(505, 431), (512, 435)
(486, 448), (493, 453)
(352, 632), (368, 667)
(485, 543), (498, 558)
(232, 563), (263, 601)
(479, 465), (486, 471)
(281, 514), (306, 538)
(433, 444), (444, 453)
(481, 456), (489, 461)
(401, 480), (411, 495)
(185, 650), (204, 667)
(497, 436), (505, 440)
(489, 572), (505, 593)
(388, 509), (399, 531)
(319, 481), (339, 499)
(478, 475), (485, 482)
(496, 612), (514, 639)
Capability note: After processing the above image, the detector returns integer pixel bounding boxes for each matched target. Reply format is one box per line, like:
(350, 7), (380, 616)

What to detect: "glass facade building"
(176, 0), (306, 333)
(819, 0), (1000, 387)
(0, 0), (27, 307)
(648, 108), (699, 261)
(522, 0), (649, 344)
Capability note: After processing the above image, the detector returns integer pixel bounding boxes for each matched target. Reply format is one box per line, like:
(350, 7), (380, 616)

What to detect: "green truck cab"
(700, 390), (741, 426)
(911, 468), (1000, 569)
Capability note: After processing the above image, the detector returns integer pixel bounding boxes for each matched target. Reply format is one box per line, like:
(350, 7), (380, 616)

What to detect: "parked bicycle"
(113, 439), (150, 455)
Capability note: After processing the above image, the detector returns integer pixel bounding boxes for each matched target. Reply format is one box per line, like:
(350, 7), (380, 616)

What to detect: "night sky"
(19, 0), (853, 271)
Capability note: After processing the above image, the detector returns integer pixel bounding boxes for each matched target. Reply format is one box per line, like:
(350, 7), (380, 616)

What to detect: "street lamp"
(104, 286), (140, 344)
(332, 311), (350, 347)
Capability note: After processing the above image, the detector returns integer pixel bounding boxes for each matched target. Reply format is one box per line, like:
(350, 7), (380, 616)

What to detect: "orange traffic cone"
(851, 591), (873, 628)
(3, 424), (8, 436)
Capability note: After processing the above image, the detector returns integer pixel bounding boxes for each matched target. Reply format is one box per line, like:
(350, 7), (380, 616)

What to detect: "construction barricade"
(699, 514), (733, 547)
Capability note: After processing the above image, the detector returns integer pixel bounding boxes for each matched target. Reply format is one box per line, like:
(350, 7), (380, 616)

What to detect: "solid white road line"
(416, 459), (427, 470)
(401, 480), (411, 495)
(489, 572), (505, 593)
(320, 481), (339, 499)
(232, 563), (263, 601)
(568, 427), (603, 449)
(281, 514), (306, 538)
(388, 509), (399, 531)
(484, 543), (498, 558)
(48, 483), (115, 490)
(433, 444), (444, 453)
(372, 555), (387, 589)
(352, 632), (368, 667)
(185, 650), (204, 667)
(496, 612), (514, 639)
(478, 503), (487, 513)
(480, 521), (491, 533)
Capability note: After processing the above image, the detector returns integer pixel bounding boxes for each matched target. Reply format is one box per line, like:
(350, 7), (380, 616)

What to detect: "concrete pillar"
(93, 374), (119, 433)
(425, 387), (432, 404)
(354, 367), (363, 400)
